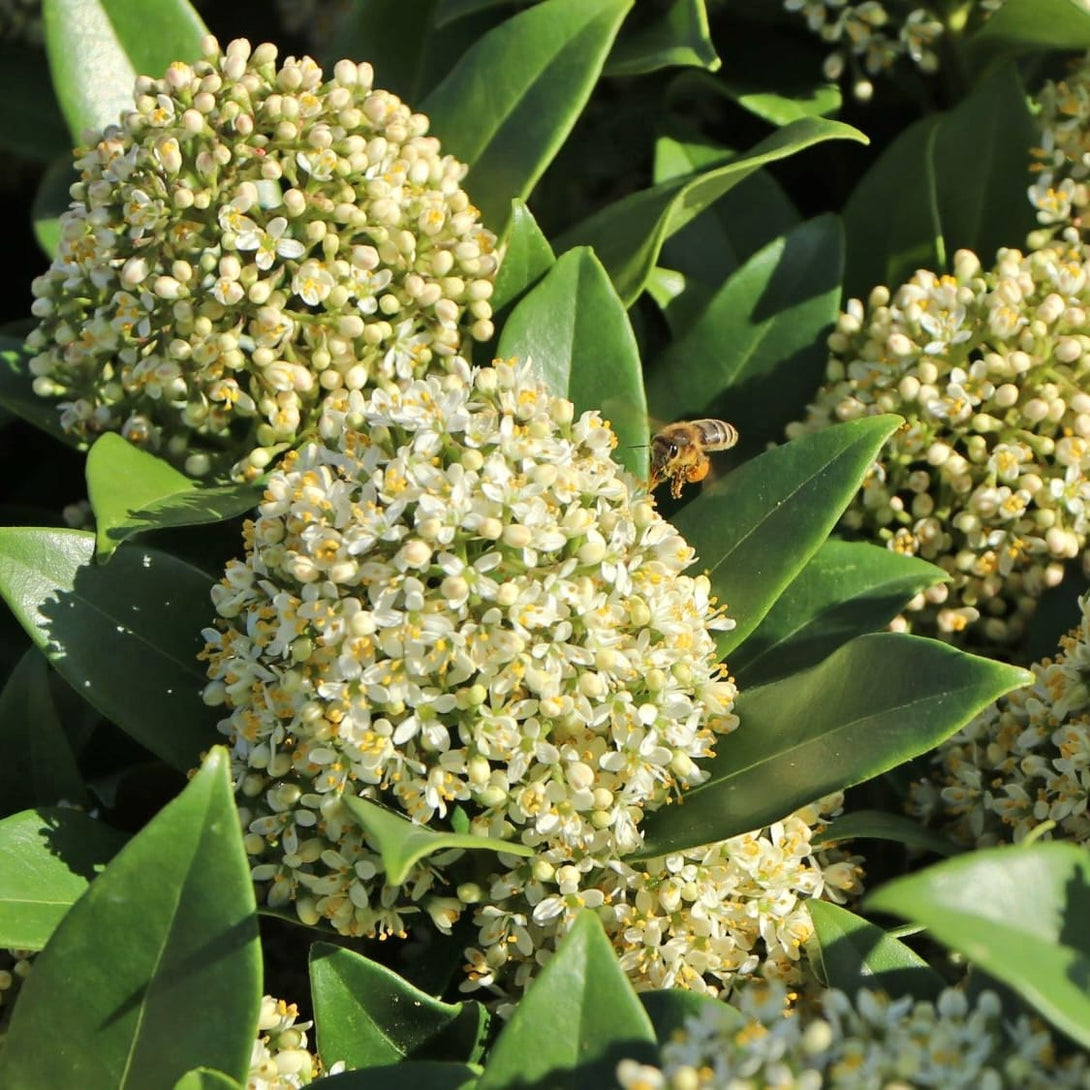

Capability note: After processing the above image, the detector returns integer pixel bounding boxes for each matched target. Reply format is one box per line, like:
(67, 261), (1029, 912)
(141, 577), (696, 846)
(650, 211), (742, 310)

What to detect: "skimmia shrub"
(2, 2), (1089, 1088)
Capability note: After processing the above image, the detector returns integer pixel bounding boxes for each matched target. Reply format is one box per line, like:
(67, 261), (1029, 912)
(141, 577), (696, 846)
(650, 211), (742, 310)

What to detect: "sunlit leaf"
(0, 749), (261, 1089)
(42, 0), (208, 140)
(423, 0), (633, 232)
(0, 807), (128, 949)
(0, 527), (219, 770)
(497, 246), (649, 476)
(635, 635), (1031, 856)
(478, 912), (655, 1090)
(342, 796), (533, 886)
(866, 843), (1090, 1049)
(808, 901), (944, 1000)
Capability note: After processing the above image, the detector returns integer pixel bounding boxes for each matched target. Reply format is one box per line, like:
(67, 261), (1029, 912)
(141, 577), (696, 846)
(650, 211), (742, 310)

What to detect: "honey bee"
(649, 418), (740, 498)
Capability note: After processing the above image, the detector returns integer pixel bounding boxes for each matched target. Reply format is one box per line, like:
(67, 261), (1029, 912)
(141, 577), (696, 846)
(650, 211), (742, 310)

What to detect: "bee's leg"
(687, 461), (711, 485)
(669, 476), (685, 499)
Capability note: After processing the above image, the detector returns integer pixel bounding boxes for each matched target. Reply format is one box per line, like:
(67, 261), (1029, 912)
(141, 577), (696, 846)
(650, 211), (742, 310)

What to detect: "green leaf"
(717, 77), (842, 126)
(491, 199), (556, 315)
(640, 989), (739, 1044)
(842, 64), (1037, 299)
(635, 634), (1031, 857)
(667, 40), (841, 125)
(331, 0), (439, 102)
(646, 214), (842, 453)
(0, 44), (70, 160)
(968, 0), (1090, 52)
(497, 247), (649, 477)
(0, 336), (74, 444)
(0, 807), (128, 949)
(605, 0), (718, 77)
(42, 0), (208, 141)
(435, 0), (513, 24)
(311, 943), (487, 1068)
(32, 155), (76, 260)
(808, 901), (944, 1000)
(730, 539), (947, 686)
(812, 809), (961, 858)
(86, 434), (259, 559)
(672, 415), (902, 656)
(0, 749), (261, 1090)
(342, 796), (533, 886)
(422, 0), (634, 232)
(309, 1062), (479, 1088)
(0, 527), (220, 771)
(655, 135), (800, 288)
(866, 842), (1090, 1049)
(0, 648), (86, 812)
(173, 1071), (244, 1090)
(478, 912), (655, 1090)
(559, 116), (865, 305)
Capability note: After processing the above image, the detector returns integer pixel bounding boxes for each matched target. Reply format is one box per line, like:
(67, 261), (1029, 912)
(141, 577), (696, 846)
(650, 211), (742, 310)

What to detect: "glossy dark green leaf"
(866, 842), (1090, 1049)
(655, 135), (800, 289)
(86, 434), (260, 559)
(646, 214), (842, 452)
(332, 0), (439, 102)
(311, 943), (487, 1068)
(640, 989), (739, 1044)
(478, 912), (655, 1090)
(423, 0), (633, 232)
(0, 807), (128, 949)
(0, 336), (74, 444)
(0, 527), (220, 771)
(435, 0), (514, 24)
(645, 267), (715, 339)
(559, 116), (865, 304)
(673, 415), (902, 656)
(310, 1062), (478, 1089)
(497, 246), (649, 476)
(808, 900), (944, 1000)
(0, 647), (85, 812)
(0, 749), (261, 1090)
(667, 49), (841, 125)
(173, 1071), (243, 1090)
(605, 0), (718, 77)
(343, 796), (532, 886)
(0, 43), (70, 160)
(32, 154), (76, 259)
(42, 0), (208, 140)
(812, 809), (961, 857)
(730, 539), (946, 686)
(717, 77), (842, 125)
(635, 634), (1031, 857)
(969, 0), (1090, 52)
(843, 64), (1037, 299)
(492, 200), (556, 315)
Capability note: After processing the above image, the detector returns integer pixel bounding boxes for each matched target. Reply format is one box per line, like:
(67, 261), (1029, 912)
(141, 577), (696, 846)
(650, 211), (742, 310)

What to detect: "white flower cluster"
(203, 360), (739, 944)
(780, 1), (954, 100)
(461, 794), (862, 1008)
(248, 995), (337, 1089)
(788, 243), (1090, 652)
(1029, 53), (1090, 230)
(27, 36), (499, 480)
(616, 982), (1090, 1090)
(911, 592), (1090, 848)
